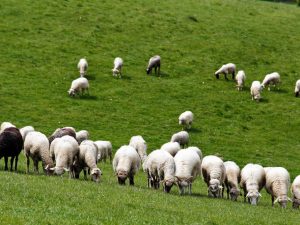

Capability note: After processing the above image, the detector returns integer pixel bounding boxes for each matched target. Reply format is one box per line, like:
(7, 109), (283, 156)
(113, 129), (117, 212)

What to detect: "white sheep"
(112, 145), (141, 185)
(146, 55), (161, 76)
(76, 130), (89, 144)
(68, 77), (89, 97)
(0, 122), (16, 134)
(240, 163), (266, 205)
(178, 111), (194, 130)
(294, 79), (300, 97)
(170, 131), (189, 148)
(129, 135), (147, 163)
(94, 140), (113, 163)
(235, 70), (246, 91)
(250, 81), (263, 102)
(261, 72), (280, 91)
(24, 131), (54, 175)
(223, 161), (241, 201)
(160, 142), (181, 157)
(185, 146), (203, 160)
(214, 63), (236, 80)
(112, 57), (123, 78)
(174, 148), (201, 195)
(77, 58), (88, 77)
(291, 175), (300, 209)
(264, 167), (291, 208)
(142, 149), (175, 193)
(201, 155), (226, 198)
(20, 126), (35, 141)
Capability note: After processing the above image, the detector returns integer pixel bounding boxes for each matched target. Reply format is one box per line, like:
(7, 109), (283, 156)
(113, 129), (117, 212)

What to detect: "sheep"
(250, 81), (263, 102)
(48, 127), (76, 144)
(178, 111), (194, 130)
(214, 63), (236, 80)
(94, 140), (112, 163)
(112, 145), (141, 185)
(76, 130), (89, 144)
(294, 79), (300, 97)
(129, 135), (147, 163)
(235, 70), (246, 91)
(240, 163), (266, 205)
(112, 57), (123, 78)
(170, 131), (189, 148)
(24, 131), (54, 175)
(0, 122), (16, 134)
(68, 77), (89, 97)
(185, 146), (203, 160)
(142, 149), (175, 193)
(261, 72), (280, 91)
(160, 142), (181, 157)
(201, 155), (226, 198)
(174, 148), (201, 195)
(73, 140), (102, 182)
(77, 58), (88, 77)
(264, 167), (291, 208)
(146, 55), (161, 76)
(0, 127), (23, 171)
(223, 161), (241, 201)
(20, 126), (35, 141)
(291, 175), (300, 209)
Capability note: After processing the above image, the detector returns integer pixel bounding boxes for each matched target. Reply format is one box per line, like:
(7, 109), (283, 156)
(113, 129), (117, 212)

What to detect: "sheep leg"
(4, 157), (8, 171)
(83, 169), (87, 180)
(225, 73), (229, 81)
(158, 65), (160, 76)
(227, 187), (230, 199)
(10, 156), (15, 171)
(272, 196), (274, 207)
(189, 183), (192, 195)
(26, 156), (30, 174)
(129, 175), (134, 186)
(232, 72), (235, 80)
(33, 160), (39, 173)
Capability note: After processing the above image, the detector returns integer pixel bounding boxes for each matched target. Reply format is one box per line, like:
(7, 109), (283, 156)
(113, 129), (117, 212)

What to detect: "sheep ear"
(64, 168), (70, 172)
(274, 197), (279, 204)
(218, 185), (223, 190)
(258, 192), (262, 197)
(246, 192), (250, 198)
(49, 167), (55, 171)
(288, 197), (292, 202)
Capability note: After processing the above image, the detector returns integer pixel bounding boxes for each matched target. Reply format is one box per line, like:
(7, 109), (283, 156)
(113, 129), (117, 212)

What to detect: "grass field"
(1, 0), (300, 224)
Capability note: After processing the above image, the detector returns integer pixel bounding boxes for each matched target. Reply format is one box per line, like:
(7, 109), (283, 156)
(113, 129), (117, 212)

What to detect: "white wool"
(294, 80), (300, 96)
(224, 161), (241, 200)
(261, 72), (280, 90)
(76, 130), (89, 144)
(112, 57), (123, 78)
(185, 146), (203, 160)
(292, 175), (300, 208)
(178, 111), (194, 130)
(146, 55), (161, 75)
(160, 142), (181, 157)
(250, 81), (263, 101)
(20, 126), (35, 141)
(68, 77), (89, 97)
(170, 131), (189, 148)
(77, 58), (88, 77)
(0, 122), (16, 134)
(235, 70), (246, 91)
(214, 63), (236, 80)
(94, 140), (112, 163)
(129, 135), (147, 163)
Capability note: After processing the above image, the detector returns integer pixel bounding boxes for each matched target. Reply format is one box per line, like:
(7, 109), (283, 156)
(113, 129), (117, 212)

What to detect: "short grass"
(0, 0), (300, 224)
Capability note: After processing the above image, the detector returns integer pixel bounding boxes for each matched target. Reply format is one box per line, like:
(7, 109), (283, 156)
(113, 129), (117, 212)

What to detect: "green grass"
(0, 0), (300, 224)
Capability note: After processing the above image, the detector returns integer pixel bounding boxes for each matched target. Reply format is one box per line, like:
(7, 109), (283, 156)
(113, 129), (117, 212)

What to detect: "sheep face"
(68, 89), (76, 97)
(208, 179), (222, 198)
(91, 168), (102, 183)
(295, 92), (299, 97)
(246, 191), (261, 205)
(163, 179), (175, 193)
(44, 164), (54, 176)
(50, 166), (69, 176)
(229, 188), (240, 201)
(146, 68), (151, 74)
(215, 73), (220, 79)
(292, 198), (300, 209)
(117, 170), (128, 185)
(274, 196), (291, 208)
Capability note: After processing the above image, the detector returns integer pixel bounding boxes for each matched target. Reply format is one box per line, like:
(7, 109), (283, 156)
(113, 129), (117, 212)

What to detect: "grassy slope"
(0, 0), (300, 224)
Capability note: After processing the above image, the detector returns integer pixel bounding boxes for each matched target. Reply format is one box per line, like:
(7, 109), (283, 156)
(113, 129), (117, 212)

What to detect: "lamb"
(235, 70), (246, 91)
(112, 145), (141, 185)
(68, 77), (89, 97)
(250, 81), (263, 102)
(214, 63), (236, 80)
(223, 161), (241, 201)
(76, 130), (89, 144)
(77, 58), (88, 77)
(94, 140), (113, 163)
(48, 127), (76, 144)
(0, 127), (23, 171)
(201, 155), (226, 198)
(129, 135), (147, 163)
(146, 55), (161, 76)
(142, 149), (175, 193)
(178, 111), (194, 130)
(240, 163), (266, 205)
(73, 140), (102, 182)
(261, 72), (280, 91)
(24, 131), (54, 175)
(170, 131), (189, 148)
(160, 142), (181, 157)
(174, 148), (201, 194)
(291, 175), (300, 209)
(264, 167), (291, 208)
(112, 57), (123, 78)
(294, 79), (300, 97)
(0, 122), (16, 134)
(20, 126), (35, 141)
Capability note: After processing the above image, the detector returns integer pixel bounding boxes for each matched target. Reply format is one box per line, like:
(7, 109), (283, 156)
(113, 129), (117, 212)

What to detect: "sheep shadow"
(117, 74), (132, 80)
(273, 88), (288, 94)
(85, 74), (96, 80)
(77, 95), (98, 100)
(188, 127), (201, 133)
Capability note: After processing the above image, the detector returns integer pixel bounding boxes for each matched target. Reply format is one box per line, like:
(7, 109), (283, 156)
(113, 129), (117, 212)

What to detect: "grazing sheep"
(143, 149), (175, 193)
(48, 127), (76, 144)
(0, 122), (16, 134)
(76, 130), (89, 144)
(160, 142), (181, 157)
(250, 81), (263, 102)
(294, 80), (300, 97)
(0, 127), (23, 171)
(174, 148), (201, 195)
(224, 161), (241, 201)
(146, 55), (161, 76)
(240, 163), (266, 205)
(214, 63), (236, 80)
(170, 131), (189, 148)
(261, 72), (280, 91)
(68, 77), (89, 97)
(112, 145), (141, 185)
(129, 135), (147, 163)
(73, 140), (101, 182)
(112, 57), (123, 78)
(201, 155), (226, 198)
(77, 58), (88, 77)
(291, 175), (300, 209)
(235, 70), (246, 91)
(178, 111), (194, 130)
(264, 167), (291, 208)
(24, 131), (54, 175)
(185, 146), (203, 160)
(94, 140), (112, 163)
(20, 126), (35, 141)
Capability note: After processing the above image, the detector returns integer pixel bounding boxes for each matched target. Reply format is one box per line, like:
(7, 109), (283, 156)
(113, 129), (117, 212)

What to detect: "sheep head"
(68, 89), (76, 97)
(208, 179), (222, 198)
(246, 191), (261, 205)
(49, 166), (69, 176)
(229, 188), (240, 201)
(162, 178), (175, 193)
(117, 170), (128, 185)
(91, 168), (102, 183)
(274, 196), (292, 208)
(292, 198), (300, 209)
(44, 164), (54, 176)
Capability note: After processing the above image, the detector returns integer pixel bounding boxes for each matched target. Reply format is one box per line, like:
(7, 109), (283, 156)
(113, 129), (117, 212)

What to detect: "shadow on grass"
(259, 98), (269, 103)
(118, 74), (132, 80)
(85, 74), (96, 80)
(189, 127), (201, 133)
(273, 88), (288, 94)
